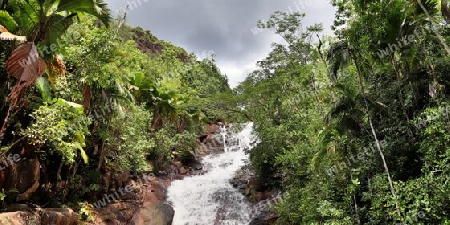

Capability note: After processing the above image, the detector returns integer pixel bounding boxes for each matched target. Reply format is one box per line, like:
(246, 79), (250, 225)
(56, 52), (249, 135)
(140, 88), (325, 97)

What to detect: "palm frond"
(8, 0), (39, 37)
(415, 0), (438, 16)
(0, 10), (17, 31)
(57, 0), (111, 27)
(326, 41), (350, 83)
(39, 13), (75, 55)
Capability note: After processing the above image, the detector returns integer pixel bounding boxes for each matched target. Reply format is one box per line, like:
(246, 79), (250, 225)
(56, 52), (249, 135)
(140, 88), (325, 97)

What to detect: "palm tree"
(327, 40), (402, 218)
(1, 0), (110, 44)
(417, 0), (450, 55)
(0, 0), (111, 142)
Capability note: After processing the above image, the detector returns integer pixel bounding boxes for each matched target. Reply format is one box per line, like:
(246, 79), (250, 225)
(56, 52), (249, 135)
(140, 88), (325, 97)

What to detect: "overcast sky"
(104, 0), (336, 87)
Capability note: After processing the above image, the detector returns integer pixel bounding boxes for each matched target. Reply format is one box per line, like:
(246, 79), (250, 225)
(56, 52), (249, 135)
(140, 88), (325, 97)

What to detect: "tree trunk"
(351, 54), (402, 219)
(417, 0), (450, 55)
(350, 173), (361, 225)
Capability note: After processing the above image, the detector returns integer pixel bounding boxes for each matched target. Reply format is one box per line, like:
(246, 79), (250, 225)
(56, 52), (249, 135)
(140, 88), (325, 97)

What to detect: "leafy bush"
(150, 126), (197, 169)
(22, 99), (90, 164)
(101, 104), (154, 172)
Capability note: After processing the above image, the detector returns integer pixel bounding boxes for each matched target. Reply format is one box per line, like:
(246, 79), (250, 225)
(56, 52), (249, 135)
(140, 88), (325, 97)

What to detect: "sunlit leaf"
(36, 77), (52, 103)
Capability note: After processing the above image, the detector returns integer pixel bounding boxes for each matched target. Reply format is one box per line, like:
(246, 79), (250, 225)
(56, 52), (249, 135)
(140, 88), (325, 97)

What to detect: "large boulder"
(0, 158), (40, 201)
(98, 169), (130, 195)
(204, 123), (220, 134)
(39, 208), (79, 225)
(0, 206), (79, 225)
(90, 174), (173, 225)
(131, 203), (174, 225)
(129, 174), (174, 225)
(92, 201), (139, 224)
(0, 211), (40, 225)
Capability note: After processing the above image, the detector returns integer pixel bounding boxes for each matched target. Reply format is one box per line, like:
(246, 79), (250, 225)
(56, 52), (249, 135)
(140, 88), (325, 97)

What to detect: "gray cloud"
(105, 0), (335, 87)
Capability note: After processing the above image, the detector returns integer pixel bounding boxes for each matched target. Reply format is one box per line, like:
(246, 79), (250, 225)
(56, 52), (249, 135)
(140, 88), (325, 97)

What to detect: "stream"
(167, 123), (257, 225)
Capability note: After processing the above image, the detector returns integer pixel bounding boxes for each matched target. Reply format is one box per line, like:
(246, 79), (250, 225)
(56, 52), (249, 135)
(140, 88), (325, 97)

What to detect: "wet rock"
(211, 189), (253, 224)
(179, 167), (188, 175)
(230, 179), (248, 190)
(131, 203), (174, 225)
(184, 159), (204, 172)
(230, 165), (281, 225)
(156, 170), (168, 177)
(92, 175), (172, 225)
(0, 158), (40, 201)
(214, 207), (226, 224)
(157, 164), (180, 179)
(211, 189), (235, 203)
(204, 123), (220, 134)
(198, 134), (208, 143)
(249, 210), (278, 225)
(39, 208), (79, 225)
(0, 207), (79, 225)
(219, 162), (232, 168)
(0, 211), (40, 225)
(99, 169), (130, 196)
(156, 203), (175, 224)
(202, 134), (225, 153)
(230, 165), (254, 195)
(192, 163), (203, 171)
(94, 201), (139, 224)
(3, 204), (28, 212)
(257, 192), (271, 202)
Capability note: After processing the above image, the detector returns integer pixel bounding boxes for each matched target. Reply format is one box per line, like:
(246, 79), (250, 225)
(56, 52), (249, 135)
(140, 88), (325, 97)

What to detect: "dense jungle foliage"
(1, 0), (450, 224)
(238, 0), (450, 224)
(0, 0), (234, 213)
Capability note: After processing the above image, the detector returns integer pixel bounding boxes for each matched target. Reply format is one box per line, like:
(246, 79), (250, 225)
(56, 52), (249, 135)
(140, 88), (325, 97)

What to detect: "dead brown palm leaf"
(0, 43), (46, 144)
(46, 56), (66, 84)
(152, 114), (164, 130)
(0, 80), (35, 142)
(5, 42), (46, 81)
(82, 84), (91, 111)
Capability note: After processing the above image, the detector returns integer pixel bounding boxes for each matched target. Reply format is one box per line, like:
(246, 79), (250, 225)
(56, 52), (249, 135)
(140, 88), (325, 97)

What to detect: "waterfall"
(219, 124), (228, 152)
(167, 123), (256, 225)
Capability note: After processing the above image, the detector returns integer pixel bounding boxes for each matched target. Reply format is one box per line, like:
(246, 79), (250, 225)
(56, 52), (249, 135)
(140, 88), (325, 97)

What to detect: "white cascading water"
(219, 124), (228, 152)
(168, 123), (256, 225)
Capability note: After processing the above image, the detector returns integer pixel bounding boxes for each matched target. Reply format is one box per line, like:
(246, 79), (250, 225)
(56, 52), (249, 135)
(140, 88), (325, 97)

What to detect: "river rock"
(39, 208), (79, 225)
(179, 166), (188, 175)
(230, 165), (254, 195)
(249, 210), (278, 225)
(131, 203), (174, 225)
(204, 123), (220, 134)
(230, 179), (248, 190)
(192, 162), (203, 171)
(0, 211), (40, 225)
(0, 207), (79, 225)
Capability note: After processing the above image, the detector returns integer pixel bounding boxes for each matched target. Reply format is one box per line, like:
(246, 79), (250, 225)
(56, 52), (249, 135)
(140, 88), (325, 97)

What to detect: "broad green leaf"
(0, 10), (17, 32)
(53, 98), (84, 114)
(76, 143), (89, 164)
(57, 0), (111, 27)
(36, 77), (52, 103)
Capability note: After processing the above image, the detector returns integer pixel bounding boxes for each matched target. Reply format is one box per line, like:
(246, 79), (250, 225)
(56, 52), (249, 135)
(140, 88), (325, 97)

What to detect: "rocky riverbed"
(0, 122), (280, 225)
(230, 165), (280, 225)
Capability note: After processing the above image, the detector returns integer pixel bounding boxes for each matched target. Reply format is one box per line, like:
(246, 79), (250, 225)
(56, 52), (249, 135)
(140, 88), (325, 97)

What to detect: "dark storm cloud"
(104, 0), (335, 87)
